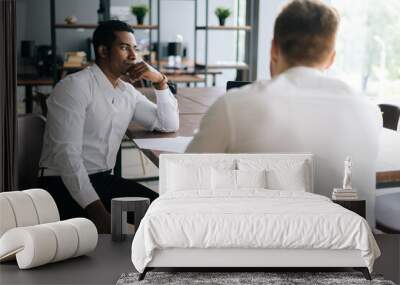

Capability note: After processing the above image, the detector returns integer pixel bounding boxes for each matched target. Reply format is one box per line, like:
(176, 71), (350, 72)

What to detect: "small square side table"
(111, 197), (150, 242)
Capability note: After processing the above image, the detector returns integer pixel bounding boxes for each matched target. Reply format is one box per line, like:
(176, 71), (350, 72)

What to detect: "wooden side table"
(332, 199), (366, 218)
(111, 197), (150, 242)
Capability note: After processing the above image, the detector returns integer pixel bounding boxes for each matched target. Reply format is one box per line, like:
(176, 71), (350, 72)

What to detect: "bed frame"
(137, 154), (372, 281)
(138, 248), (371, 280)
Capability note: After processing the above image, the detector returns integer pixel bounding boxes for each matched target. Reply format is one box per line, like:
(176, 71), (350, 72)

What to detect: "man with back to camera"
(186, 0), (382, 226)
(39, 20), (179, 233)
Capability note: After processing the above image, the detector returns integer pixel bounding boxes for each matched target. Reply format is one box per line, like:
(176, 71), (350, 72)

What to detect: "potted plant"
(131, 5), (149, 25)
(215, 7), (231, 26)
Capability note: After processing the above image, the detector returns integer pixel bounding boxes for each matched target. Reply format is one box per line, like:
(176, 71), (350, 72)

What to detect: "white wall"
(256, 0), (288, 80)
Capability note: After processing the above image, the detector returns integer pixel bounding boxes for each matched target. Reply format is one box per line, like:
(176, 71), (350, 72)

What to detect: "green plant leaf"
(130, 5), (149, 17)
(214, 7), (231, 19)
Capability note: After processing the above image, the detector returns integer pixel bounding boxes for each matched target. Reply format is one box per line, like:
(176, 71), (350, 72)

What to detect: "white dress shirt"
(39, 64), (179, 208)
(186, 66), (382, 226)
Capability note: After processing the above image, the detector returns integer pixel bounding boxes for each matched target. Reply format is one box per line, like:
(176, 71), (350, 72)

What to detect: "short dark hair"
(273, 0), (339, 66)
(92, 20), (134, 61)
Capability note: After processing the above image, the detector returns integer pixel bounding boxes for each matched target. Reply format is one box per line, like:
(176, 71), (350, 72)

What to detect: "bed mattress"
(131, 190), (380, 273)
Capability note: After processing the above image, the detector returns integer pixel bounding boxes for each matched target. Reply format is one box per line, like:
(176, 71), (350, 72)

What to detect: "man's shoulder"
(224, 80), (274, 104)
(51, 67), (94, 103)
(56, 67), (94, 89)
(318, 75), (356, 95)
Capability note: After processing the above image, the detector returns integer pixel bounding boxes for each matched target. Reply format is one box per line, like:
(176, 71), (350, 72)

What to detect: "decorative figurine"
(342, 156), (352, 190)
(64, 16), (77, 25)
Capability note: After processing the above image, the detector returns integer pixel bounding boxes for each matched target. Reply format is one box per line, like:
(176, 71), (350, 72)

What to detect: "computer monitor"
(226, 81), (252, 91)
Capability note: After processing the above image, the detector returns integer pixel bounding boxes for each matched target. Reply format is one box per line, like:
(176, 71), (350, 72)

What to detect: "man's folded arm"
(132, 88), (179, 132)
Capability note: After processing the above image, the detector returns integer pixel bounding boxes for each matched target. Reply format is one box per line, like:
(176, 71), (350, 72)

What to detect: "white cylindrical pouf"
(0, 226), (57, 269)
(24, 189), (60, 223)
(1, 192), (39, 227)
(65, 218), (98, 257)
(42, 221), (79, 262)
(0, 196), (17, 237)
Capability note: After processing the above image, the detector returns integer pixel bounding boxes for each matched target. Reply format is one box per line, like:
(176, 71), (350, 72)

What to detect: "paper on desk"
(133, 136), (193, 153)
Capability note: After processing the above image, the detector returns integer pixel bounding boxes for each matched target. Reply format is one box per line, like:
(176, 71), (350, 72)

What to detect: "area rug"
(116, 271), (396, 285)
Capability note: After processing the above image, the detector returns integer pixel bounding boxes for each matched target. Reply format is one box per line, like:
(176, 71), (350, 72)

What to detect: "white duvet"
(131, 190), (380, 273)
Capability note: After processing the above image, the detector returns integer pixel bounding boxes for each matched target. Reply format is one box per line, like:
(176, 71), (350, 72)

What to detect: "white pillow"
(212, 169), (268, 191)
(238, 159), (309, 191)
(211, 169), (236, 190)
(266, 163), (307, 191)
(167, 163), (212, 192)
(236, 169), (267, 189)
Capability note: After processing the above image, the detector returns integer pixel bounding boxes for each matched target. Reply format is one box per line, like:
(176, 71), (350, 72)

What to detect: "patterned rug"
(116, 271), (396, 285)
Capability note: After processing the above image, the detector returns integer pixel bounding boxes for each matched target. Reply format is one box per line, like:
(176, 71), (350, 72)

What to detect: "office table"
(17, 76), (53, 113)
(127, 87), (400, 185)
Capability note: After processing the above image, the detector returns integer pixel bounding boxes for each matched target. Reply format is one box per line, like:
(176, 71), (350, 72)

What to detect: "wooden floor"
(0, 235), (399, 285)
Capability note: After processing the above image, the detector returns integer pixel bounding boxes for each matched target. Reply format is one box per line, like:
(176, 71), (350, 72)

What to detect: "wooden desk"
(127, 88), (400, 185)
(154, 59), (223, 86)
(166, 74), (204, 85)
(17, 76), (54, 113)
(164, 71), (223, 87)
(376, 128), (400, 186)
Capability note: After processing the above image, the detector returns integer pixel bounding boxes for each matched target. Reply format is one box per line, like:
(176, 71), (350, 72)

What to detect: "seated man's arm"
(46, 79), (109, 232)
(186, 96), (230, 153)
(132, 87), (179, 132)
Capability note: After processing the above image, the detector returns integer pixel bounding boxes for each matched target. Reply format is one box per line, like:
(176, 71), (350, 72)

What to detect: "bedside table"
(332, 199), (366, 218)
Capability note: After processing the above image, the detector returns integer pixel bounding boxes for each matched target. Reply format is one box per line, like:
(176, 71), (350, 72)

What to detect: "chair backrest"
(226, 81), (251, 91)
(379, 104), (400, 131)
(17, 114), (46, 190)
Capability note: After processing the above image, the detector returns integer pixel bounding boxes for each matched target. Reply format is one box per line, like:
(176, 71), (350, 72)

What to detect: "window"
(329, 0), (400, 99)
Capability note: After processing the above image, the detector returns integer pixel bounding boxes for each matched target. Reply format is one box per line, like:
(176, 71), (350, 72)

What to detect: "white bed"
(131, 154), (380, 280)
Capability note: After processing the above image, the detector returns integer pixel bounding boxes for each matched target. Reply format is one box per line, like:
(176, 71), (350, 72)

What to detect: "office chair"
(17, 114), (46, 189)
(378, 104), (400, 131)
(226, 81), (252, 91)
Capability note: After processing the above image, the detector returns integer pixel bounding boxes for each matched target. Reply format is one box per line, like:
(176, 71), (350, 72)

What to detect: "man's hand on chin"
(85, 200), (111, 234)
(125, 61), (168, 90)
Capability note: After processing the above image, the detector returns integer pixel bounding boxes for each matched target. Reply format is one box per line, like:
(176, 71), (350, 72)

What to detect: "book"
(333, 188), (357, 193)
(332, 193), (359, 200)
(333, 193), (358, 197)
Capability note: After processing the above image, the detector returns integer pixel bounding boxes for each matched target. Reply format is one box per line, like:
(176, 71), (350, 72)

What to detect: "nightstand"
(332, 199), (366, 218)
(111, 197), (150, 242)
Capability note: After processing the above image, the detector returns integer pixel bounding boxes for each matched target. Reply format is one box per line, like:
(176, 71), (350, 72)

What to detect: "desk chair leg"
(138, 151), (146, 176)
(212, 74), (216, 86)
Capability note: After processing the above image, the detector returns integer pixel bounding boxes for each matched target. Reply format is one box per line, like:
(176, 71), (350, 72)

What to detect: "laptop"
(226, 81), (252, 91)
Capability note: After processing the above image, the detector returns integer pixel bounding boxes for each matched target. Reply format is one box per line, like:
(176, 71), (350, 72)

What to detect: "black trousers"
(38, 170), (158, 220)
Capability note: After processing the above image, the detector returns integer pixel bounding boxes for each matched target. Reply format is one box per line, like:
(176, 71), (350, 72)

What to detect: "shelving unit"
(49, 0), (258, 86)
(196, 25), (251, 30)
(54, 24), (159, 30)
(50, 0), (162, 83)
(194, 0), (256, 84)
